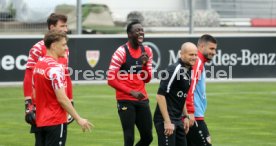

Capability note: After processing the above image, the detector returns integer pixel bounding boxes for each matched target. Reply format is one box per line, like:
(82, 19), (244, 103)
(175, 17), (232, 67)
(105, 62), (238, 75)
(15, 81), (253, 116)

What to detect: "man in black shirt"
(153, 42), (198, 146)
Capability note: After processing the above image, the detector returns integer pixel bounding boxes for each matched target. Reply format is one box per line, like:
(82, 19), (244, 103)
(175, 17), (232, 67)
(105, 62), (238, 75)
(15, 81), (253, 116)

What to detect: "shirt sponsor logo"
(176, 91), (184, 98)
(177, 91), (187, 98)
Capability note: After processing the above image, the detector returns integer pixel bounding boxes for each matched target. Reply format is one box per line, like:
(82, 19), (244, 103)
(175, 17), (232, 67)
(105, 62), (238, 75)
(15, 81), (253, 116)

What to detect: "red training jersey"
(23, 40), (72, 101)
(33, 56), (67, 127)
(186, 51), (208, 114)
(107, 42), (153, 101)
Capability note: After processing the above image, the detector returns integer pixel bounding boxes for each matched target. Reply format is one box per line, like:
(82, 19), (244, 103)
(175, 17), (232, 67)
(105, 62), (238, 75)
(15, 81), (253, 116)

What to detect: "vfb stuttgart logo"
(86, 50), (100, 68)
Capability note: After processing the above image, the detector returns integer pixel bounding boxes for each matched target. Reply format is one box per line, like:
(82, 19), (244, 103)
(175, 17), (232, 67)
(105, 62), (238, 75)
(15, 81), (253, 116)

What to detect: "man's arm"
(24, 43), (44, 99)
(186, 61), (198, 115)
(107, 46), (133, 94)
(23, 43), (44, 124)
(48, 65), (92, 132)
(64, 74), (75, 124)
(140, 46), (153, 83)
(55, 88), (78, 119)
(156, 94), (174, 136)
(55, 88), (92, 132)
(182, 103), (189, 133)
(186, 87), (195, 126)
(186, 58), (204, 126)
(23, 68), (33, 100)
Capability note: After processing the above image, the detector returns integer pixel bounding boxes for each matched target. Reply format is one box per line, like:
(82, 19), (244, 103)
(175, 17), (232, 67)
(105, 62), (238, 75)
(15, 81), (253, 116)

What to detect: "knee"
(147, 135), (153, 144)
(141, 133), (153, 144)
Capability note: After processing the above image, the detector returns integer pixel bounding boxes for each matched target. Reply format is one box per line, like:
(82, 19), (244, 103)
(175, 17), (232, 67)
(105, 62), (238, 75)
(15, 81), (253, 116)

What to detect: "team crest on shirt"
(86, 50), (100, 68)
(122, 106), (128, 110)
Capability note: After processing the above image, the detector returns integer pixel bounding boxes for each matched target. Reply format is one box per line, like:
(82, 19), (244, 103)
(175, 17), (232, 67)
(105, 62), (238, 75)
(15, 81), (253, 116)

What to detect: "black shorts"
(186, 120), (212, 146)
(30, 124), (40, 133)
(154, 121), (187, 146)
(35, 123), (67, 146)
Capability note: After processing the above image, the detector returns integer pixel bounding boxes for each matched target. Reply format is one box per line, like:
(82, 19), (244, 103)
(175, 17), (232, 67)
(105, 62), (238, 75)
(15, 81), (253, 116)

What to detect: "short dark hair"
(126, 21), (141, 34)
(44, 30), (67, 49)
(198, 34), (217, 45)
(47, 13), (67, 30)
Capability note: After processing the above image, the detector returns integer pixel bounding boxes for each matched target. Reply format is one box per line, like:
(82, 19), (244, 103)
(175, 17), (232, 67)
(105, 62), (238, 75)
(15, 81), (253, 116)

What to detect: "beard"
(131, 39), (142, 48)
(203, 53), (214, 61)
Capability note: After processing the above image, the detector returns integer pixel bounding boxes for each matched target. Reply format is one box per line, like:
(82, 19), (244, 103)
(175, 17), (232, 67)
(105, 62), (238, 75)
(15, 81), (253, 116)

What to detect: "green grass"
(0, 82), (276, 146)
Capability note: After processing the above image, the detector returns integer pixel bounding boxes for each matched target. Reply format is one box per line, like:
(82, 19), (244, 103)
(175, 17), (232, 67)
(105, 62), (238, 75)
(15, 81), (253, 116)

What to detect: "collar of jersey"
(197, 51), (209, 63)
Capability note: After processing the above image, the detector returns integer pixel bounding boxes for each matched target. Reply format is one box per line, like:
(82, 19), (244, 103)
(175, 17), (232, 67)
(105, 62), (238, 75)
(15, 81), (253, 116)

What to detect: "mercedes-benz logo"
(143, 42), (161, 71)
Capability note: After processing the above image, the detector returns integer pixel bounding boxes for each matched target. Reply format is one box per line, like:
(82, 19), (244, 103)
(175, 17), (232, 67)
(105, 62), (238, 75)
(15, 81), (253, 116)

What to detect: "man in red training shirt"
(33, 30), (92, 146)
(107, 21), (153, 146)
(186, 34), (218, 146)
(23, 13), (74, 145)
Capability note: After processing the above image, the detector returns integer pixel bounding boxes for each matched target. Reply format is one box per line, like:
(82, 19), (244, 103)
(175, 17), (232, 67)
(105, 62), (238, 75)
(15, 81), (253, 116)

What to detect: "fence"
(1, 0), (276, 34)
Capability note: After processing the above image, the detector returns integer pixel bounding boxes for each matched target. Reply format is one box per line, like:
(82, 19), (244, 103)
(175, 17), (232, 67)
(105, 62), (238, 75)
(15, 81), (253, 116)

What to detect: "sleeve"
(24, 41), (44, 99)
(141, 46), (153, 83)
(186, 78), (196, 114)
(48, 66), (65, 90)
(186, 59), (202, 114)
(23, 68), (33, 99)
(107, 46), (133, 94)
(157, 65), (177, 96)
(26, 43), (44, 69)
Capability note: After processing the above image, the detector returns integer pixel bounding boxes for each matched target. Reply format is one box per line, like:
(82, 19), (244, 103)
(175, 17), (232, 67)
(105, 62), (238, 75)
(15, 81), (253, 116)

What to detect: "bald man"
(153, 42), (198, 146)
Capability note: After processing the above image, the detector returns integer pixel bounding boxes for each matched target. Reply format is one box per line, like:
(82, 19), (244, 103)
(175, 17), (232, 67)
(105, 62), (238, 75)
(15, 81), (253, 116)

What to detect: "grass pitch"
(0, 82), (275, 146)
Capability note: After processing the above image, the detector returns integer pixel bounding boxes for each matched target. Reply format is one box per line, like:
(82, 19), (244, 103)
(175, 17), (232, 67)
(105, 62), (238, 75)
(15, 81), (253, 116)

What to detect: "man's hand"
(130, 91), (145, 100)
(183, 117), (190, 134)
(141, 52), (149, 66)
(164, 122), (175, 136)
(189, 114), (195, 127)
(25, 99), (36, 125)
(76, 118), (94, 132)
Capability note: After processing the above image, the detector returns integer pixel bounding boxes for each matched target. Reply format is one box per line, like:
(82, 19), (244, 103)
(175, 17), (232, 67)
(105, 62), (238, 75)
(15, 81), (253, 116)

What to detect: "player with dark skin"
(108, 21), (153, 146)
(128, 23), (149, 100)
